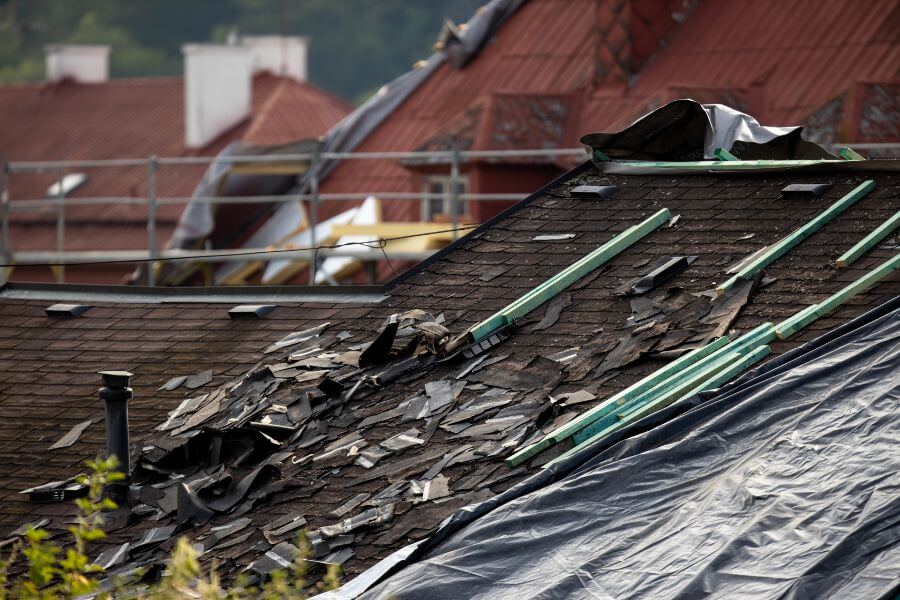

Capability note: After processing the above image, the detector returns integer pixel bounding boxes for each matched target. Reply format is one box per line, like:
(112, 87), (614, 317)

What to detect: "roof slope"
(0, 164), (897, 585)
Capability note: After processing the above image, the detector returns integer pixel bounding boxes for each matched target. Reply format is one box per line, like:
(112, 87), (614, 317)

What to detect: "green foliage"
(0, 456), (342, 598)
(0, 0), (483, 100)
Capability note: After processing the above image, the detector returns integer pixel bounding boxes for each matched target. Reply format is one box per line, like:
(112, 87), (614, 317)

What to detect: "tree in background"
(0, 0), (482, 103)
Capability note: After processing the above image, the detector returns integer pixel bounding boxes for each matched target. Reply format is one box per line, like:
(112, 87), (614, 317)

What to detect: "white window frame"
(421, 175), (469, 221)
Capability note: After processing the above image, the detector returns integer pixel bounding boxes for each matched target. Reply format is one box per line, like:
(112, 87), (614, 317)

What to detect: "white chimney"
(45, 45), (110, 83)
(242, 36), (308, 82)
(182, 44), (253, 149)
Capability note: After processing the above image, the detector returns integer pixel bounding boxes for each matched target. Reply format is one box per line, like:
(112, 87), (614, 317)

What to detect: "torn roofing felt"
(581, 99), (836, 161)
(336, 297), (900, 600)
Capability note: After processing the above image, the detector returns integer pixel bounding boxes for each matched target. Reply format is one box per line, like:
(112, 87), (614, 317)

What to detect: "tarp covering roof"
(581, 99), (835, 161)
(335, 297), (900, 599)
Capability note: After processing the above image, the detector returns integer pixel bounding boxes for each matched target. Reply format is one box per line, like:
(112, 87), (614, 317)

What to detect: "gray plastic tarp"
(328, 297), (900, 599)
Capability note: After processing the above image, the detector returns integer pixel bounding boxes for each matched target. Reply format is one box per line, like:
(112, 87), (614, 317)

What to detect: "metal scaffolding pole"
(56, 163), (65, 283)
(147, 156), (158, 286)
(308, 143), (320, 285)
(450, 146), (460, 241)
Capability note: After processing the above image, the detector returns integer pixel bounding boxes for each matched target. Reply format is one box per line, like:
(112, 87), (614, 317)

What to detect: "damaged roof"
(0, 157), (898, 587)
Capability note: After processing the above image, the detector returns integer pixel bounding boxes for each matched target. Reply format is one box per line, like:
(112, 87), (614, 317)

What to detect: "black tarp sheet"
(327, 297), (900, 599)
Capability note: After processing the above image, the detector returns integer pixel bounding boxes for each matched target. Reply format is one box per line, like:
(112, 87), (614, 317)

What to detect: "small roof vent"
(571, 185), (619, 199)
(228, 304), (276, 319)
(626, 256), (696, 295)
(781, 183), (832, 200)
(45, 303), (92, 317)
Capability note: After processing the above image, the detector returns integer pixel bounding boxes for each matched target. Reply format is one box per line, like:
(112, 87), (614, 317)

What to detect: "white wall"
(45, 45), (110, 83)
(182, 44), (253, 149)
(242, 36), (309, 82)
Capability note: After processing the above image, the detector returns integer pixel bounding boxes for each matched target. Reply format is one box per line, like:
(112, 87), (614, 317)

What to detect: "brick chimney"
(45, 44), (110, 83)
(182, 44), (253, 149)
(591, 0), (692, 85)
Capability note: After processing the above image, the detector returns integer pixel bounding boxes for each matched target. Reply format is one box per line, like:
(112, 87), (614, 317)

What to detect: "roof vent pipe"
(99, 370), (133, 498)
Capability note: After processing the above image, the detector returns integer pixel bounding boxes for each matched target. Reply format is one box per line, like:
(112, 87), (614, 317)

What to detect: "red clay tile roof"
(0, 72), (350, 262)
(319, 0), (899, 217)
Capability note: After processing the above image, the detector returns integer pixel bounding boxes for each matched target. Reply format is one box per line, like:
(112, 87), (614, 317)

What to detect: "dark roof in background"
(0, 163), (897, 583)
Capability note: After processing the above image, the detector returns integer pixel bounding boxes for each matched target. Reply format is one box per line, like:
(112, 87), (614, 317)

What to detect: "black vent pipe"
(99, 370), (132, 498)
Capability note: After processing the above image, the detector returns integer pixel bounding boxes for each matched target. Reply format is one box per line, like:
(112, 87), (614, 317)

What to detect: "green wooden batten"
(835, 210), (900, 268)
(505, 335), (729, 467)
(571, 323), (774, 444)
(602, 159), (854, 171)
(838, 147), (866, 161)
(545, 345), (771, 469)
(774, 304), (824, 340)
(714, 148), (739, 161)
(776, 253), (900, 339)
(717, 180), (876, 295)
(624, 345), (770, 422)
(469, 208), (671, 342)
(575, 350), (743, 444)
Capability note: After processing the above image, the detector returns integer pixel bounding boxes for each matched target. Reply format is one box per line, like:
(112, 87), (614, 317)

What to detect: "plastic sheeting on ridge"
(581, 99), (836, 162)
(326, 297), (900, 599)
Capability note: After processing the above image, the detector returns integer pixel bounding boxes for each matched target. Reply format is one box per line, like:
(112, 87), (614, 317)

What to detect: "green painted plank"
(574, 349), (741, 444)
(545, 346), (770, 469)
(626, 345), (771, 422)
(717, 180), (876, 295)
(505, 336), (729, 467)
(570, 323), (774, 444)
(616, 351), (742, 421)
(838, 147), (865, 161)
(714, 148), (739, 161)
(774, 304), (822, 340)
(835, 210), (900, 268)
(776, 253), (900, 339)
(497, 225), (640, 319)
(470, 208), (670, 342)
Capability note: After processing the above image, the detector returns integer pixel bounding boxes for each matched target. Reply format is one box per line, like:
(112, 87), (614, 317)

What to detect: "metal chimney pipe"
(99, 370), (133, 495)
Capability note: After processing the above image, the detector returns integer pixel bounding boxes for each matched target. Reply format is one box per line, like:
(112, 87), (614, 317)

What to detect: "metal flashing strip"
(597, 158), (900, 175)
(0, 282), (386, 305)
(469, 208), (671, 342)
(835, 210), (900, 268)
(717, 180), (876, 295)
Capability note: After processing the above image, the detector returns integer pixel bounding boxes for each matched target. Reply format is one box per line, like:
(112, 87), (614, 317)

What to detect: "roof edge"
(0, 282), (386, 304)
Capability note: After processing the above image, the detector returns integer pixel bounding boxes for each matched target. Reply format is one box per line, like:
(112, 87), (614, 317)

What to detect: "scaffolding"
(0, 147), (585, 285)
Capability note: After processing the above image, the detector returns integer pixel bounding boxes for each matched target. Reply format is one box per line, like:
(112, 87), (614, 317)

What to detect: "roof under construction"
(0, 100), (898, 594)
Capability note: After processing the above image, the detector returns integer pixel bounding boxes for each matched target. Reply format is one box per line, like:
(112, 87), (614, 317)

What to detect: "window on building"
(421, 175), (468, 221)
